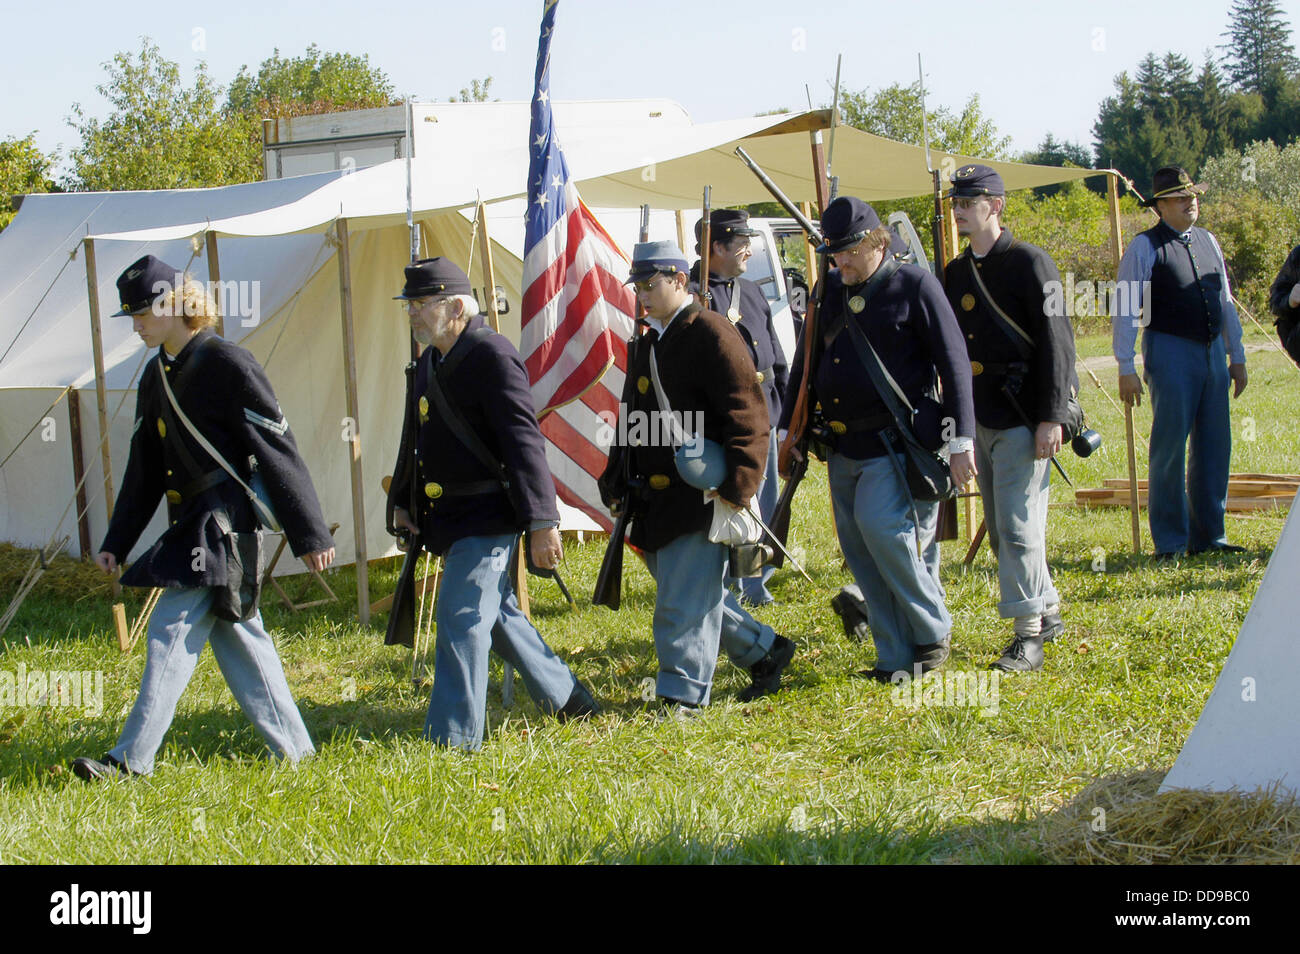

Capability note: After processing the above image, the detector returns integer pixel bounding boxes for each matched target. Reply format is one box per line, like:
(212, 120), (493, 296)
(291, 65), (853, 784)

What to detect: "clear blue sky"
(4, 0), (1297, 175)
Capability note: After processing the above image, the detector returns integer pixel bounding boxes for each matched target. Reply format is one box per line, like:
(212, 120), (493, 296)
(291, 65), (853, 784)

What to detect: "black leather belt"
(423, 479), (507, 501)
(970, 360), (1024, 377)
(755, 366), (775, 385)
(825, 411), (894, 436)
(167, 468), (229, 506)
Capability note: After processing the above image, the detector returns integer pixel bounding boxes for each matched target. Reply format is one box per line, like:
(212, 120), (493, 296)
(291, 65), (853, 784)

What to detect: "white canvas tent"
(0, 100), (1096, 622)
(1161, 503), (1300, 795)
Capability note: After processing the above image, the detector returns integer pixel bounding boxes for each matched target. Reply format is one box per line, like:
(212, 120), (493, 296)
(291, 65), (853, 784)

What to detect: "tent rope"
(261, 235), (335, 372)
(0, 386), (72, 473)
(1234, 296), (1298, 372)
(0, 253), (76, 368)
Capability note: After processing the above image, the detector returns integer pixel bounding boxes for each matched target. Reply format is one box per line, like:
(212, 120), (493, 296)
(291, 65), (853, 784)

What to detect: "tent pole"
(1108, 172), (1142, 553)
(809, 131), (829, 215)
(84, 238), (114, 526)
(83, 238), (119, 596)
(674, 211), (687, 255)
(67, 389), (92, 559)
(800, 202), (818, 294)
(335, 218), (370, 624)
(205, 231), (225, 338)
(476, 200), (500, 333)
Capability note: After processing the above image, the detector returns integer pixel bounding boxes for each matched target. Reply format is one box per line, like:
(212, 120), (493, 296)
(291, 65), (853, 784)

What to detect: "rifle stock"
(385, 360), (422, 646)
(592, 505), (632, 610)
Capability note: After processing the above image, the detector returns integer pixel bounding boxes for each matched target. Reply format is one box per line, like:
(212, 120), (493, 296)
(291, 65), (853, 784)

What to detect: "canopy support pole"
(809, 131), (829, 215)
(1108, 172), (1142, 553)
(206, 231), (225, 338)
(83, 238), (118, 594)
(335, 218), (370, 623)
(476, 200), (501, 333)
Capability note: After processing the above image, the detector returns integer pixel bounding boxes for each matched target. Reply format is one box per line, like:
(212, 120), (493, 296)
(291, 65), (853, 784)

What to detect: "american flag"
(520, 0), (637, 531)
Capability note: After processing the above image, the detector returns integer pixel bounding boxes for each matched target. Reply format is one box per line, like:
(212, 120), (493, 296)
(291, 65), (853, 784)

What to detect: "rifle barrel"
(734, 147), (823, 242)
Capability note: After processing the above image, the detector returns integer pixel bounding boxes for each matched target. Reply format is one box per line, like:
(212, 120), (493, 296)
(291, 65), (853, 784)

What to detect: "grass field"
(1, 330), (1297, 864)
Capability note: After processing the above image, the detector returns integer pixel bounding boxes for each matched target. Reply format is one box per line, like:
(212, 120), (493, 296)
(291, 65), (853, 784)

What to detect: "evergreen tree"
(1219, 0), (1300, 101)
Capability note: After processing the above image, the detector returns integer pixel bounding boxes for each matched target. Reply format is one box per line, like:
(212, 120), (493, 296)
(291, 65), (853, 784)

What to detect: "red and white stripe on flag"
(519, 185), (636, 531)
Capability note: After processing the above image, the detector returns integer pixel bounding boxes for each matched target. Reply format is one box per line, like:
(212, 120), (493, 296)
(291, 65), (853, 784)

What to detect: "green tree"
(1019, 133), (1095, 198)
(227, 44), (395, 117)
(1093, 53), (1224, 193)
(1219, 0), (1300, 100)
(836, 81), (1010, 267)
(839, 81), (1010, 158)
(65, 39), (258, 191)
(0, 134), (57, 231)
(449, 76), (495, 103)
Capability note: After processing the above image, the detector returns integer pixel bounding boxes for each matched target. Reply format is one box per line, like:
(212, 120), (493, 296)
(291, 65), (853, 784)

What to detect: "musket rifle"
(919, 55), (960, 541)
(384, 359), (422, 646)
(699, 186), (712, 307)
(733, 146), (833, 566)
(592, 205), (653, 610)
(918, 55), (945, 288)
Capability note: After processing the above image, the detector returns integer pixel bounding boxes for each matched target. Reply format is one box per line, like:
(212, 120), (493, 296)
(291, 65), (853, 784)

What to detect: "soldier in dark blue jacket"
(73, 255), (335, 781)
(780, 198), (976, 681)
(943, 164), (1076, 671)
(388, 258), (597, 751)
(691, 209), (789, 606)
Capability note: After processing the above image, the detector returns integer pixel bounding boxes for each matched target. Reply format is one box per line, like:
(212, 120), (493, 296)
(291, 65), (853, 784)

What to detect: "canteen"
(674, 437), (727, 491)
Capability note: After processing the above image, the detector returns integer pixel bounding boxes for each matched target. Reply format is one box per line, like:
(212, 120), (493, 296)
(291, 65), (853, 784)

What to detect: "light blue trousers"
(425, 533), (579, 751)
(828, 453), (951, 672)
(1144, 330), (1232, 554)
(643, 531), (729, 706)
(730, 427), (780, 605)
(110, 587), (315, 774)
(975, 423), (1060, 618)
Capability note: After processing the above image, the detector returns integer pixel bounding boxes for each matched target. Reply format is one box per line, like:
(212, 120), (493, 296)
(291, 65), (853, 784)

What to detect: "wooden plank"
(335, 218), (370, 625)
(1100, 477), (1300, 495)
(1076, 491), (1292, 512)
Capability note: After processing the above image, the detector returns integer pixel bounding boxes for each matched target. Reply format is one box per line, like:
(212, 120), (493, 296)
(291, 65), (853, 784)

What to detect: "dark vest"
(1143, 221), (1225, 343)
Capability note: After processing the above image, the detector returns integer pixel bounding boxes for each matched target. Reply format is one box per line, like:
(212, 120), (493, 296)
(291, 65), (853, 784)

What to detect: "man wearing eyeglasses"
(389, 257), (599, 752)
(779, 197), (975, 684)
(942, 164), (1077, 672)
(599, 241), (781, 716)
(1113, 166), (1247, 561)
(690, 210), (789, 610)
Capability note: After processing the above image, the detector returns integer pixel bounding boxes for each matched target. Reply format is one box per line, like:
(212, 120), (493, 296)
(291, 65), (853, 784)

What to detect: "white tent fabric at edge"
(1161, 501), (1300, 795)
(0, 101), (1096, 618)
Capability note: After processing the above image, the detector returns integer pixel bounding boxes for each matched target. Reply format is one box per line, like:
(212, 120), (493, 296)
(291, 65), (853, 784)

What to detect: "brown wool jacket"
(599, 302), (768, 552)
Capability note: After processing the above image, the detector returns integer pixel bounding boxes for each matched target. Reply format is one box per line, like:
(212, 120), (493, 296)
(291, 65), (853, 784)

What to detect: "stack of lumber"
(1075, 474), (1299, 512)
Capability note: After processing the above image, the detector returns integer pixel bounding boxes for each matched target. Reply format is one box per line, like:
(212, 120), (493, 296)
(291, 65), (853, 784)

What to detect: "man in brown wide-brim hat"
(1113, 165), (1248, 560)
